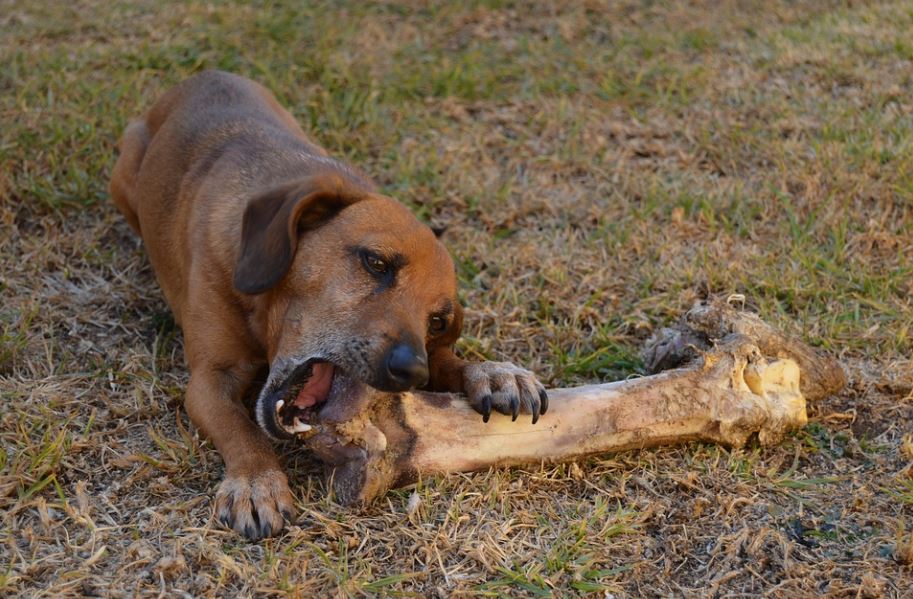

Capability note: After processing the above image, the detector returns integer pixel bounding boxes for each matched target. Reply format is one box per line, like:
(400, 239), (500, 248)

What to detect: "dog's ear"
(234, 174), (366, 294)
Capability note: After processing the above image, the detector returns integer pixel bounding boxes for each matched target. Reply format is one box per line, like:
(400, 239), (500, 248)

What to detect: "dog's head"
(234, 172), (462, 439)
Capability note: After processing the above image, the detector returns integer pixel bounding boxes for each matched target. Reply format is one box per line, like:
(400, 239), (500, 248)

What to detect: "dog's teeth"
(276, 399), (285, 411)
(290, 417), (312, 433)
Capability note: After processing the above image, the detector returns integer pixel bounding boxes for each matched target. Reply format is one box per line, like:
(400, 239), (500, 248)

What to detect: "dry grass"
(2, 0), (913, 596)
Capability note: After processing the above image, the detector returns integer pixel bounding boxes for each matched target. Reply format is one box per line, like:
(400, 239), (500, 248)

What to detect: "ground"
(1, 0), (912, 596)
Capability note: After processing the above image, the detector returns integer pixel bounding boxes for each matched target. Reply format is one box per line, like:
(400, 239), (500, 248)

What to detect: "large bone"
(302, 297), (844, 504)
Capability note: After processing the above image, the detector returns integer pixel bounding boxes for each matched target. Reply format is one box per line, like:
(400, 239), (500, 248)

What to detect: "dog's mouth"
(256, 358), (372, 440)
(276, 359), (335, 433)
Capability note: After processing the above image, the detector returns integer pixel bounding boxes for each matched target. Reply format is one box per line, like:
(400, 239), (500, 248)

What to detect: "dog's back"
(110, 70), (365, 316)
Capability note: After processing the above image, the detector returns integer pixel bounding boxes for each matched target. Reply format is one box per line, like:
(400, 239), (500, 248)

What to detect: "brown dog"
(110, 70), (547, 540)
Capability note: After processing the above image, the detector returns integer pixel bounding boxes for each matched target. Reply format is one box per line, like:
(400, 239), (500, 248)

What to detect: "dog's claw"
(482, 395), (492, 423)
(255, 516), (278, 540)
(244, 523), (258, 540)
(218, 511), (231, 527)
(539, 388), (549, 415)
(510, 396), (520, 421)
(217, 494), (234, 527)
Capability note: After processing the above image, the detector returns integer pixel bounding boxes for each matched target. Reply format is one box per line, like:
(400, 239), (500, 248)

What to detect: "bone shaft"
(403, 368), (733, 476)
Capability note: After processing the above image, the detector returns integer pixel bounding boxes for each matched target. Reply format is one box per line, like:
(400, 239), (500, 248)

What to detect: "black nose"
(384, 344), (429, 390)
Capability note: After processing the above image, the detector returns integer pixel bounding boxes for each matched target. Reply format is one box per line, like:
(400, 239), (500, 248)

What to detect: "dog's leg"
(428, 347), (548, 424)
(185, 366), (294, 540)
(109, 119), (150, 235)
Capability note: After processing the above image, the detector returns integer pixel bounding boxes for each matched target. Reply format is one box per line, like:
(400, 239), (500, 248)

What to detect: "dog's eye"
(429, 315), (447, 335)
(362, 252), (388, 275)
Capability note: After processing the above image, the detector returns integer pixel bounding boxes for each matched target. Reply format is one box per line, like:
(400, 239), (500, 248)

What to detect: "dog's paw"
(462, 361), (549, 424)
(214, 469), (295, 540)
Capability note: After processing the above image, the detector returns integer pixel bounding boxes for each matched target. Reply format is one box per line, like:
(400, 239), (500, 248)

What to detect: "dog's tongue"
(294, 362), (334, 408)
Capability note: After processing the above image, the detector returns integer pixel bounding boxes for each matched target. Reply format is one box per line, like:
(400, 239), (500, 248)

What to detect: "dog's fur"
(110, 70), (546, 539)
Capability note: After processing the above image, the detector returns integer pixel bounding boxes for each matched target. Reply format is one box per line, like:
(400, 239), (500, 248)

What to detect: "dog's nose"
(384, 344), (429, 390)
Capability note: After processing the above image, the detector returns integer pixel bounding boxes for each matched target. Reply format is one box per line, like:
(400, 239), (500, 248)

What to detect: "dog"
(110, 70), (548, 540)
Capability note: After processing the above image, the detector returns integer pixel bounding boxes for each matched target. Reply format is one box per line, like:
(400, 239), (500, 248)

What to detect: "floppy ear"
(234, 174), (366, 294)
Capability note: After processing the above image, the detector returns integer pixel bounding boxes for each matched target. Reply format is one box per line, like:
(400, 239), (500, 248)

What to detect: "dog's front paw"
(215, 469), (294, 540)
(462, 361), (548, 424)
